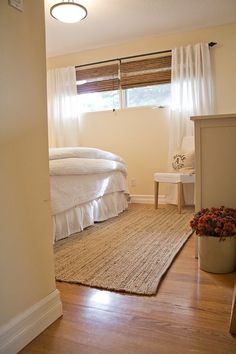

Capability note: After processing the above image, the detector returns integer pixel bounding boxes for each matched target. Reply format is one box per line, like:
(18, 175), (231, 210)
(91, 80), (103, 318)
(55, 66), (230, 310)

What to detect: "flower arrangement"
(190, 206), (236, 239)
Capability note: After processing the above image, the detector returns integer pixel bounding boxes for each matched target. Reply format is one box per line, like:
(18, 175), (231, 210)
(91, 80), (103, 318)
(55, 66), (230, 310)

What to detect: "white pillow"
(172, 151), (195, 172)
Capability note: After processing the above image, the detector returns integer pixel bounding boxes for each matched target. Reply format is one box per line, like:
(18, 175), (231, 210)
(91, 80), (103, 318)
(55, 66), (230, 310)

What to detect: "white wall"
(47, 22), (236, 196)
(0, 0), (61, 349)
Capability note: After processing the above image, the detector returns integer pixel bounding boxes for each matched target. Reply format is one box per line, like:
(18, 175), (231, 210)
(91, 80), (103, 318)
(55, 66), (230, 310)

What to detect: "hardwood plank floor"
(20, 232), (236, 353)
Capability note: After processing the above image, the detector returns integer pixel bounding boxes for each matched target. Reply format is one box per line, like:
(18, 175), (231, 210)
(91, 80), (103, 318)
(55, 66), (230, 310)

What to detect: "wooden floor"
(20, 236), (236, 354)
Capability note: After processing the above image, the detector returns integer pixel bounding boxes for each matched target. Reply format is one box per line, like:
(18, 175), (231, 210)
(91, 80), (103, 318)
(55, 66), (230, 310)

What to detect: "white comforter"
(49, 147), (128, 215)
(50, 158), (127, 176)
(49, 147), (127, 176)
(49, 147), (125, 163)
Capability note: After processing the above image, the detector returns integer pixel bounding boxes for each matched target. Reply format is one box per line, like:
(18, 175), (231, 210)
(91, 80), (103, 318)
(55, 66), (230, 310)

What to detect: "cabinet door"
(200, 125), (236, 208)
(192, 114), (236, 210)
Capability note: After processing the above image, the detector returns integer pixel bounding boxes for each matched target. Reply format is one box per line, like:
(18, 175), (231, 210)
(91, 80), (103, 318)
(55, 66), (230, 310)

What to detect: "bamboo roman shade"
(120, 56), (171, 89)
(76, 63), (119, 94)
(76, 54), (171, 94)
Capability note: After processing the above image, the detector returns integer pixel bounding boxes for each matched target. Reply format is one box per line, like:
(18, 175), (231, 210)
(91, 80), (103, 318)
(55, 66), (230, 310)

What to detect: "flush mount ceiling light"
(50, 0), (87, 24)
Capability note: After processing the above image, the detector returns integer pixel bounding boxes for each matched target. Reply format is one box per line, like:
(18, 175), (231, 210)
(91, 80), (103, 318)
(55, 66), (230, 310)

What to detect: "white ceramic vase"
(198, 236), (236, 274)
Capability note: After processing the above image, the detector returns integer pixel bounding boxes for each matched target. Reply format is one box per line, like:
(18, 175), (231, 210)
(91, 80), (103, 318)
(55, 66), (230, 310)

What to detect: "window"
(121, 55), (171, 108)
(124, 83), (171, 108)
(76, 63), (119, 112)
(77, 90), (119, 112)
(76, 54), (171, 112)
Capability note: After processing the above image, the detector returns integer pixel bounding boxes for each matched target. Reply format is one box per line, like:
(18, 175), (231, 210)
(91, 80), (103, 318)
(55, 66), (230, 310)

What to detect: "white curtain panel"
(167, 43), (214, 205)
(169, 42), (214, 155)
(47, 66), (79, 147)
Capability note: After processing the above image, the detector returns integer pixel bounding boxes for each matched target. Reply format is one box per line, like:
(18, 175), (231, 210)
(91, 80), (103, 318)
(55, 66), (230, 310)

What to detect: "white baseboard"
(0, 289), (63, 354)
(130, 194), (166, 204)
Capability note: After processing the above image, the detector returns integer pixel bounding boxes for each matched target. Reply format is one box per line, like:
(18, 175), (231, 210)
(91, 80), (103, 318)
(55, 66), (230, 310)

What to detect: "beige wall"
(47, 22), (236, 196)
(0, 1), (56, 326)
(80, 107), (170, 195)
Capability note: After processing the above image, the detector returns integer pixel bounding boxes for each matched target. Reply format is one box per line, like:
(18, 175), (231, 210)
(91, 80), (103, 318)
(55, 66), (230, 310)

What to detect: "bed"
(49, 147), (129, 242)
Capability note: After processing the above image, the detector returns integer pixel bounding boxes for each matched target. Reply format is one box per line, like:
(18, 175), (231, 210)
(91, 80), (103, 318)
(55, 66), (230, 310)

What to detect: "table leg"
(154, 181), (159, 209)
(177, 182), (182, 213)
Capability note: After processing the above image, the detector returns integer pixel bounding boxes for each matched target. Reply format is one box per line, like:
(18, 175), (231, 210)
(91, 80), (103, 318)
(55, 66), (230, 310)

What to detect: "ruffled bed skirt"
(52, 191), (129, 242)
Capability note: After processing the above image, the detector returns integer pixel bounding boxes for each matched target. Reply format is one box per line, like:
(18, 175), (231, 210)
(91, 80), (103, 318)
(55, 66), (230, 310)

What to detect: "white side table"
(154, 172), (195, 213)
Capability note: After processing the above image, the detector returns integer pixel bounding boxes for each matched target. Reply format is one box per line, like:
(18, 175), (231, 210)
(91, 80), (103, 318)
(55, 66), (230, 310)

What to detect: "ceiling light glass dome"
(50, 1), (87, 24)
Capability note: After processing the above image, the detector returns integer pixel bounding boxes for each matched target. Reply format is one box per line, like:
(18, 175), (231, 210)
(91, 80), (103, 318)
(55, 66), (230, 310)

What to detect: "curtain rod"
(75, 42), (217, 69)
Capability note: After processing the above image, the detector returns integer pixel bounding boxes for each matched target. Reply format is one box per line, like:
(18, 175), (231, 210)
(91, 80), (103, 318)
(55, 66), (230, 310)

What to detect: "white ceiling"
(44, 0), (236, 57)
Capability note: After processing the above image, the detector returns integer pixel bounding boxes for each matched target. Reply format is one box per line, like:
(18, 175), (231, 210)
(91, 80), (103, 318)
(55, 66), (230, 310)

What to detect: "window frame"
(76, 53), (172, 112)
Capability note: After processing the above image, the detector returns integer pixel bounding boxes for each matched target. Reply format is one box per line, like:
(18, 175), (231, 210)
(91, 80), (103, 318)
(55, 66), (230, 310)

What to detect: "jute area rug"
(54, 204), (193, 296)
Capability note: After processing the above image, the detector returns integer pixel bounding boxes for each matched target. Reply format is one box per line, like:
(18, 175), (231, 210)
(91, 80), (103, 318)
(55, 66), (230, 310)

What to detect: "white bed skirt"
(52, 191), (128, 242)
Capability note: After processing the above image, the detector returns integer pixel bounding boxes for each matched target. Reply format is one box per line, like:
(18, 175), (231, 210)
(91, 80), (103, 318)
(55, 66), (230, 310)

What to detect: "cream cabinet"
(191, 113), (236, 334)
(190, 113), (236, 210)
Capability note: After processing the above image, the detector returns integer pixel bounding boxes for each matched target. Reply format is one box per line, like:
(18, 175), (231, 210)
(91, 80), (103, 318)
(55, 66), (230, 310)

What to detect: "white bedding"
(50, 171), (128, 215)
(50, 158), (127, 176)
(53, 192), (128, 242)
(49, 147), (125, 163)
(49, 147), (129, 241)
